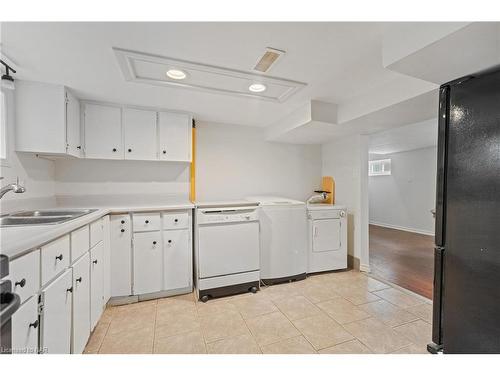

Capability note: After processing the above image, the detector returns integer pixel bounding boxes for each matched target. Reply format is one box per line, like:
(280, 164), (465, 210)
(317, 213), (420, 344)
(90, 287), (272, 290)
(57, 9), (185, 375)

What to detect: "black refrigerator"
(428, 67), (500, 354)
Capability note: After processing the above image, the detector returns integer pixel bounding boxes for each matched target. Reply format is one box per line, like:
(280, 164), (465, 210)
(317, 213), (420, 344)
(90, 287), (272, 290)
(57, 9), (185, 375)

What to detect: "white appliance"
(246, 196), (307, 284)
(307, 204), (348, 273)
(194, 202), (260, 302)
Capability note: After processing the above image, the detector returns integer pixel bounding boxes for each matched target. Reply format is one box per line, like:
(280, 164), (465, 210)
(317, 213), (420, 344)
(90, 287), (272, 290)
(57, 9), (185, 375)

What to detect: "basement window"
(369, 159), (391, 176)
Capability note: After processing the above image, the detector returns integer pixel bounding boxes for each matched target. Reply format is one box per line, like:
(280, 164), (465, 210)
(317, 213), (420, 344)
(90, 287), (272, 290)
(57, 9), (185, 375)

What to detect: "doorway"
(367, 120), (437, 300)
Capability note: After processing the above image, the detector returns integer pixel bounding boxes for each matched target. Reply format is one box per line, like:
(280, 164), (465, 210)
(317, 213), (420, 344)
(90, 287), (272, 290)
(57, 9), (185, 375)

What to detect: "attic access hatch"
(114, 48), (306, 103)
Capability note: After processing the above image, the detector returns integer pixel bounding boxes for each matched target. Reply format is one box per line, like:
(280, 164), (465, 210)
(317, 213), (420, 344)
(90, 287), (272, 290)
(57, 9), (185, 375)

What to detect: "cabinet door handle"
(76, 277), (83, 283)
(121, 229), (125, 233)
(128, 148), (132, 153)
(174, 219), (179, 223)
(29, 320), (39, 329)
(162, 150), (167, 154)
(67, 286), (73, 293)
(121, 220), (125, 224)
(93, 259), (98, 265)
(112, 148), (117, 152)
(77, 146), (82, 150)
(145, 220), (149, 224)
(167, 240), (172, 244)
(55, 254), (63, 261)
(153, 241), (157, 245)
(15, 278), (26, 288)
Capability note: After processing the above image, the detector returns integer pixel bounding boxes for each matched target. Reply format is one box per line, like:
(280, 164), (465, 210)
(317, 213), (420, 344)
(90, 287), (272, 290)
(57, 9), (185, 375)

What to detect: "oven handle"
(0, 291), (21, 324)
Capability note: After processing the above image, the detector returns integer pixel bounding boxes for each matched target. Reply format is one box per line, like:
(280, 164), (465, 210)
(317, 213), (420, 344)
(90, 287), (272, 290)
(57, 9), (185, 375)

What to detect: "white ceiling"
(369, 118), (438, 155)
(1, 22), (438, 128)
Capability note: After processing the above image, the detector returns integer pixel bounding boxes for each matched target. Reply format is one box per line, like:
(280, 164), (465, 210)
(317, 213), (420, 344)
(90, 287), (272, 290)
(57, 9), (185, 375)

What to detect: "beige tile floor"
(84, 270), (432, 354)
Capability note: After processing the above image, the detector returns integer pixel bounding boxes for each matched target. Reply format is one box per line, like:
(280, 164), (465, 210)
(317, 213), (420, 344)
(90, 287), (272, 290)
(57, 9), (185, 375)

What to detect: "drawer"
(71, 225), (90, 263)
(90, 218), (104, 248)
(133, 213), (161, 232)
(163, 211), (189, 230)
(41, 235), (70, 286)
(9, 250), (40, 304)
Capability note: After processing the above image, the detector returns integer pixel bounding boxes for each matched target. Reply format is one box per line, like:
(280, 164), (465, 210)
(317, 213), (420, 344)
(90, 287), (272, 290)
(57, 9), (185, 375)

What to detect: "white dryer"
(246, 196), (307, 284)
(307, 204), (348, 273)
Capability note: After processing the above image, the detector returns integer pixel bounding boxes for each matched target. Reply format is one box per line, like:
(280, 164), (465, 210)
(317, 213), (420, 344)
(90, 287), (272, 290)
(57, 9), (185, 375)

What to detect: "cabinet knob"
(76, 277), (83, 283)
(162, 150), (167, 154)
(168, 240), (172, 244)
(93, 259), (98, 265)
(121, 228), (125, 233)
(153, 241), (157, 245)
(128, 148), (132, 152)
(67, 286), (73, 293)
(77, 146), (81, 150)
(15, 278), (26, 288)
(145, 220), (149, 224)
(121, 220), (125, 224)
(29, 320), (39, 329)
(174, 219), (179, 223)
(112, 148), (117, 152)
(55, 254), (63, 261)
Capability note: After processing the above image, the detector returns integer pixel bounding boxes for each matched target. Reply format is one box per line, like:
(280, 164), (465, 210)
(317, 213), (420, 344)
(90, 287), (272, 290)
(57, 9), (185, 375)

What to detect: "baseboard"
(369, 221), (434, 236)
(359, 263), (371, 273)
(347, 254), (360, 270)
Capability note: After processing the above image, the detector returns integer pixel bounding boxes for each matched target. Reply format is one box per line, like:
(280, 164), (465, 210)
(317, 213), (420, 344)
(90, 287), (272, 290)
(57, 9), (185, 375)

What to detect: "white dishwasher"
(194, 202), (260, 302)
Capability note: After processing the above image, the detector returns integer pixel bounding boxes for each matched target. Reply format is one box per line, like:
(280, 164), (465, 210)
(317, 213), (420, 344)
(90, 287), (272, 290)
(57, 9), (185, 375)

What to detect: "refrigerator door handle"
(428, 245), (445, 353)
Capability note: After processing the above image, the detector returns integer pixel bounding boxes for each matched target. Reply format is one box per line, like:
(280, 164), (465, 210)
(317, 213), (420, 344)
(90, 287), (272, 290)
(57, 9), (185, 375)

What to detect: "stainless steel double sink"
(0, 209), (97, 227)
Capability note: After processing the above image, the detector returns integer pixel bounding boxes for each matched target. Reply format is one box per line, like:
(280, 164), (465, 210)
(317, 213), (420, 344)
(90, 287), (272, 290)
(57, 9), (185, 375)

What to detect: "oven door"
(198, 221), (260, 279)
(1, 280), (21, 355)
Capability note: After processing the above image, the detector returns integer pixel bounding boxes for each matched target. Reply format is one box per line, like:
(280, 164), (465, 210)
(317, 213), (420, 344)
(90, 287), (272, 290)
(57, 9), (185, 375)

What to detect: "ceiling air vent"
(253, 47), (286, 73)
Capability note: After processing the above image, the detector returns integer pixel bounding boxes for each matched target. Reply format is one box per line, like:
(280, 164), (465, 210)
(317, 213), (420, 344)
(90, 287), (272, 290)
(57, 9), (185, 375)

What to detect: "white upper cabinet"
(123, 108), (157, 160)
(158, 112), (192, 162)
(15, 80), (80, 156)
(65, 90), (82, 157)
(83, 103), (122, 159)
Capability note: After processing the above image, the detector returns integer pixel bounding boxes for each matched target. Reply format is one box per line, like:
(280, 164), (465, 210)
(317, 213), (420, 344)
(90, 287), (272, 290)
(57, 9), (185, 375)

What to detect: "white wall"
(322, 134), (369, 270)
(196, 122), (322, 202)
(0, 89), (56, 212)
(54, 159), (190, 198)
(369, 146), (437, 235)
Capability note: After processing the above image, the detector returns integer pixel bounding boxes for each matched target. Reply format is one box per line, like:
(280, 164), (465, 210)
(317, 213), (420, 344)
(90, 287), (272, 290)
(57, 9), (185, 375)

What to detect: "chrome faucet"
(0, 178), (26, 199)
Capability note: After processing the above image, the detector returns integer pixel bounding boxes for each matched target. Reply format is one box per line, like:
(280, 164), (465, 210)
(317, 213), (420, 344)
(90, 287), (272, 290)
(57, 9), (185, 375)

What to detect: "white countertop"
(1, 195), (194, 260)
(306, 203), (347, 210)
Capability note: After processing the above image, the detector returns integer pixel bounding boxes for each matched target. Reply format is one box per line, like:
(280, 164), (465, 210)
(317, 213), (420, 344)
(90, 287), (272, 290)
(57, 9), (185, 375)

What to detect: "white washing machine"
(307, 204), (348, 273)
(246, 196), (307, 284)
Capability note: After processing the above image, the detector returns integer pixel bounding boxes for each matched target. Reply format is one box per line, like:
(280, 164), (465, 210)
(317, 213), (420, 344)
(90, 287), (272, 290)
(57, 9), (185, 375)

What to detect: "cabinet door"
(65, 90), (81, 157)
(71, 253), (90, 354)
(90, 242), (104, 330)
(11, 296), (39, 354)
(133, 231), (162, 295)
(40, 269), (72, 354)
(163, 229), (191, 291)
(110, 215), (132, 297)
(102, 215), (111, 303)
(84, 103), (122, 159)
(312, 219), (341, 252)
(123, 108), (157, 160)
(158, 112), (191, 162)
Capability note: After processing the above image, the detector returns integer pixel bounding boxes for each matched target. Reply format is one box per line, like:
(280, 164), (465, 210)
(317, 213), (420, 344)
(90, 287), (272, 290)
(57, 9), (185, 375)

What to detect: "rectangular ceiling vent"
(254, 47), (286, 73)
(113, 48), (305, 103)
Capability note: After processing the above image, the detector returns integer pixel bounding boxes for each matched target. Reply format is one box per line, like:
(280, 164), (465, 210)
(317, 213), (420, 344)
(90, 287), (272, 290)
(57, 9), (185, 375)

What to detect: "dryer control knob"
(340, 211), (346, 218)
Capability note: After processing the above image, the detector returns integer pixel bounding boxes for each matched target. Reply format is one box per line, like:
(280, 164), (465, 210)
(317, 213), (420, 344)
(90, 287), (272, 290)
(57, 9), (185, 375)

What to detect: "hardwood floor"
(369, 225), (434, 300)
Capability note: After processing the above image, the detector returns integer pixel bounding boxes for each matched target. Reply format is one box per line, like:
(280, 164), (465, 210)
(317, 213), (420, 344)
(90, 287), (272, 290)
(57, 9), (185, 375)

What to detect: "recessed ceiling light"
(249, 83), (266, 93)
(166, 69), (187, 80)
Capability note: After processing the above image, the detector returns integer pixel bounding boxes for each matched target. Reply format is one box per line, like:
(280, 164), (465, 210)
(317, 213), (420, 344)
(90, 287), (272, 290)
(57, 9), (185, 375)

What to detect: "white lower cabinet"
(102, 215), (111, 303)
(11, 296), (39, 354)
(133, 231), (162, 295)
(90, 242), (104, 330)
(163, 229), (191, 291)
(110, 214), (132, 297)
(71, 253), (90, 354)
(40, 269), (73, 354)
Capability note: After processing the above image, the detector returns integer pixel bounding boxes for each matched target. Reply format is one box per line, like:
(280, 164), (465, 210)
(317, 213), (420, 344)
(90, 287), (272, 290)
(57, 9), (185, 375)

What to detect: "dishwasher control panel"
(197, 208), (259, 224)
